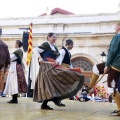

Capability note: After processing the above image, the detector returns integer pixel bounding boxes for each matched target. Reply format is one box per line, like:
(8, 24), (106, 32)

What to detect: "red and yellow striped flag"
(26, 23), (32, 65)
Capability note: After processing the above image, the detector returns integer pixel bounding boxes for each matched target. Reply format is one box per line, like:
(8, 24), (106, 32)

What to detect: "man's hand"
(104, 66), (109, 74)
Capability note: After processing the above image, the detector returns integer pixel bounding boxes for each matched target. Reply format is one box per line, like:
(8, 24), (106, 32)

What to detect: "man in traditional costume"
(0, 40), (10, 95)
(87, 22), (120, 116)
(33, 32), (84, 110)
(57, 39), (73, 68)
(4, 40), (27, 103)
(56, 39), (74, 104)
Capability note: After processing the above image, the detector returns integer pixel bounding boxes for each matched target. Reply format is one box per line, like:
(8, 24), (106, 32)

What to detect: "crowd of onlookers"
(74, 78), (120, 103)
(74, 85), (108, 102)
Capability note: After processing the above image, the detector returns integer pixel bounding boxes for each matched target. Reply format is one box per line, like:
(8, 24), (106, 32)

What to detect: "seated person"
(81, 86), (90, 102)
(75, 85), (90, 102)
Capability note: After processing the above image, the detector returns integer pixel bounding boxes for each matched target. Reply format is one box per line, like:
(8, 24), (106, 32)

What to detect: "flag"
(26, 23), (32, 65)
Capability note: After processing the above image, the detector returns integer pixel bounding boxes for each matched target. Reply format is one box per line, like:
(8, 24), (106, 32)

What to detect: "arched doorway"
(71, 56), (95, 85)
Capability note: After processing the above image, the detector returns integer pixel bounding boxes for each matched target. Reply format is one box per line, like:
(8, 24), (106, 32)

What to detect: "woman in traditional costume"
(33, 32), (84, 110)
(4, 40), (27, 103)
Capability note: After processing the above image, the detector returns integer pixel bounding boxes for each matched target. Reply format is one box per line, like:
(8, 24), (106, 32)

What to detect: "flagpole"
(27, 62), (32, 97)
(26, 23), (33, 97)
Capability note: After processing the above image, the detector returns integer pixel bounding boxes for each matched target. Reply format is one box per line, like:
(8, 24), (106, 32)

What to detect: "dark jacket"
(0, 40), (10, 70)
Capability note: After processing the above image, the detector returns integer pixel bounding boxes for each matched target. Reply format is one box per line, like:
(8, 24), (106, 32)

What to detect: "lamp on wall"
(100, 51), (106, 62)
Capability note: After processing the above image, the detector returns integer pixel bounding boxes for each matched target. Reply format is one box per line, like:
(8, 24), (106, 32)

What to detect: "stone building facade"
(1, 10), (120, 85)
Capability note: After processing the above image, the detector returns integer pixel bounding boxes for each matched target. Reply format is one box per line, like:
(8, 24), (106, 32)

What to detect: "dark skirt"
(16, 64), (28, 93)
(33, 62), (84, 102)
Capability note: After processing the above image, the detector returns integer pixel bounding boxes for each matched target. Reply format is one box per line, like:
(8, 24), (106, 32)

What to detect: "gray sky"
(0, 0), (120, 18)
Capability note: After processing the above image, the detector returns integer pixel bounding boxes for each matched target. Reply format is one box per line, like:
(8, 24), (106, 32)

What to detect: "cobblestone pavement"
(0, 98), (119, 120)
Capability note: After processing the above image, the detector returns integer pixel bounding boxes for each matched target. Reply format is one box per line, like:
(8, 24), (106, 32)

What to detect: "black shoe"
(41, 105), (53, 110)
(1, 92), (6, 97)
(2, 95), (6, 97)
(7, 100), (18, 104)
(60, 103), (66, 107)
(53, 101), (66, 107)
(109, 110), (120, 116)
(85, 99), (90, 102)
(53, 100), (61, 106)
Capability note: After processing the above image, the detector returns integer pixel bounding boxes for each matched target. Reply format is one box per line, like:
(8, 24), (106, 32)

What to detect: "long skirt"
(4, 62), (27, 95)
(33, 62), (84, 102)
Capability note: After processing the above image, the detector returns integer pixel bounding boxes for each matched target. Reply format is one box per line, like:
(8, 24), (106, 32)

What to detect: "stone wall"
(1, 12), (120, 88)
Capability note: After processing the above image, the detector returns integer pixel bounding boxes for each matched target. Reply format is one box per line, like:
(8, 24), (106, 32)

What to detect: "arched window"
(71, 56), (95, 85)
(71, 57), (93, 71)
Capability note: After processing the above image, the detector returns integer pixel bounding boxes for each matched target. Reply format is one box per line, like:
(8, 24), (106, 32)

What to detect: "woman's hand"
(56, 62), (59, 65)
(38, 57), (43, 63)
(40, 60), (44, 63)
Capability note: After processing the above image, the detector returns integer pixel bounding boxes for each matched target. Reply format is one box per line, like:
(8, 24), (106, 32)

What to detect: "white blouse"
(56, 49), (66, 65)
(10, 54), (17, 62)
(10, 48), (23, 62)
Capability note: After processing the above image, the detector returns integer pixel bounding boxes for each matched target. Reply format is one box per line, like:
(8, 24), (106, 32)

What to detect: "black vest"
(62, 47), (71, 65)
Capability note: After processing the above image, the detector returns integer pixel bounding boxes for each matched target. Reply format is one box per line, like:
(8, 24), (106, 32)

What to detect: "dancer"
(87, 22), (120, 116)
(33, 32), (84, 110)
(0, 40), (10, 95)
(57, 39), (73, 68)
(56, 39), (74, 102)
(4, 40), (27, 103)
